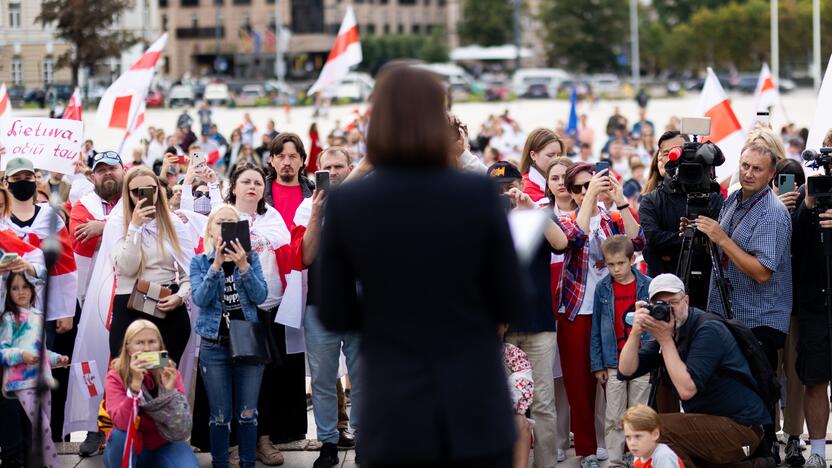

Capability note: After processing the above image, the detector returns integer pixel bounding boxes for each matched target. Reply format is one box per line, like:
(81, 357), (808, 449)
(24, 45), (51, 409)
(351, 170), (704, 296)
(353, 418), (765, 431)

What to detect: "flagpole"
(630, 0), (640, 91)
(275, 0), (284, 84)
(813, 0), (821, 92)
(770, 0), (779, 84)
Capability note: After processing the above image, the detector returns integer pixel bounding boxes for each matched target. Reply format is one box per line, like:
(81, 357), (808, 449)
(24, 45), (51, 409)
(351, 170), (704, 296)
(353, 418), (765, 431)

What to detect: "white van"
(326, 72), (375, 102)
(413, 63), (480, 98)
(512, 68), (571, 98)
(203, 83), (230, 106)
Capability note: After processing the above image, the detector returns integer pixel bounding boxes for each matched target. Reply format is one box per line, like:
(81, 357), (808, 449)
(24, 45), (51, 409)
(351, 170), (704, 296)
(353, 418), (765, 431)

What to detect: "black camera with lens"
(802, 147), (832, 210)
(645, 301), (672, 322)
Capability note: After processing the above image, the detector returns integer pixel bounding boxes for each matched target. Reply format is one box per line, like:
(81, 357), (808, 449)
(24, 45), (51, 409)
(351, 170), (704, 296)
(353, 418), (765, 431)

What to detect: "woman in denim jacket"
(190, 204), (268, 468)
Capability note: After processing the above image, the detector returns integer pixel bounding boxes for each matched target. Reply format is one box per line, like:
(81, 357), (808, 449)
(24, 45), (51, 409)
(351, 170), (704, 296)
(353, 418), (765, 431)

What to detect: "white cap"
(648, 274), (686, 300)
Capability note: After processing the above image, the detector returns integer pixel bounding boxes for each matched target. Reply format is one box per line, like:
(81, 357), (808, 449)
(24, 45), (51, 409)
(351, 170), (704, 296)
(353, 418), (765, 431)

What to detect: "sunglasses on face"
(129, 186), (157, 197)
(569, 181), (591, 194)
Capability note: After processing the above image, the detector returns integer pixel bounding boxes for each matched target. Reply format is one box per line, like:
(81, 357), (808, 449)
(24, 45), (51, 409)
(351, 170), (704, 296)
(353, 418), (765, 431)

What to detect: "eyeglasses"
(129, 186), (157, 197)
(569, 182), (591, 194)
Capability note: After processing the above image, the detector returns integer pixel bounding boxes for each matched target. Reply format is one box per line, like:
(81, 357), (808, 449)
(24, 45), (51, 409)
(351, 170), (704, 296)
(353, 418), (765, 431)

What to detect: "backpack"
(683, 312), (781, 412)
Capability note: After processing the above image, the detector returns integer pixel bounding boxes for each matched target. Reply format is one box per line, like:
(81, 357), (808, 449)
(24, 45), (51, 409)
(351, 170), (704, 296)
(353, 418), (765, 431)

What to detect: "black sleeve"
(618, 338), (661, 381)
(317, 191), (362, 333)
(708, 192), (724, 220)
(638, 191), (682, 253)
(482, 185), (524, 325)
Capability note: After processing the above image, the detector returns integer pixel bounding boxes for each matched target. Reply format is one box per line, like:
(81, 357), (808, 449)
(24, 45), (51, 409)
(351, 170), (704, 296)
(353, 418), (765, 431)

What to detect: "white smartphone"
(191, 152), (207, 170)
(0, 253), (19, 265)
(756, 111), (770, 126)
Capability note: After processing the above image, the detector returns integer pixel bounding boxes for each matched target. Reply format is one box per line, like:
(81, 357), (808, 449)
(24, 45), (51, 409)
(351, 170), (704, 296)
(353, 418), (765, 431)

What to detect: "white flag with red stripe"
(70, 360), (104, 398)
(698, 68), (745, 180)
(94, 34), (166, 150)
(0, 83), (11, 120)
(308, 6), (361, 95)
(63, 87), (83, 121)
(807, 53), (832, 153)
(746, 63), (779, 131)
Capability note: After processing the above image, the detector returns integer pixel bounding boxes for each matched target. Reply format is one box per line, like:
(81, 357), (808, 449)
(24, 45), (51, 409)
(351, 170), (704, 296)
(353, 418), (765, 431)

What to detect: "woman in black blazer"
(318, 64), (526, 468)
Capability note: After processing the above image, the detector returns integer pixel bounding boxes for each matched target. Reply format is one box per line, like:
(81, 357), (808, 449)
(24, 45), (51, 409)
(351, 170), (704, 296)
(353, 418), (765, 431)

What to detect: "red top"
(271, 182), (304, 229)
(104, 367), (186, 451)
(522, 172), (547, 203)
(307, 130), (322, 174)
(612, 279), (637, 352)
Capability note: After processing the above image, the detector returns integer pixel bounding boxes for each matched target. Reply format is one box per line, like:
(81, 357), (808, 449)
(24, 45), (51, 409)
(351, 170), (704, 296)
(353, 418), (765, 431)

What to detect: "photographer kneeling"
(618, 274), (772, 468)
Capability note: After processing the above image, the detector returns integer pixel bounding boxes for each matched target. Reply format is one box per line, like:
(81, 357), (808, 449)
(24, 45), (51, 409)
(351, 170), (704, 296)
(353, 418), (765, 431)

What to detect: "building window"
(383, 23), (390, 34)
(424, 0), (430, 4)
(397, 23), (404, 33)
(399, 0), (416, 4)
(366, 23), (375, 34)
(380, 0), (388, 3)
(181, 0), (199, 6)
(162, 14), (168, 31)
(191, 13), (198, 28)
(43, 58), (54, 84)
(159, 0), (168, 7)
(9, 3), (21, 29)
(11, 58), (22, 85)
(232, 0), (251, 4)
(292, 0), (323, 34)
(412, 24), (420, 34)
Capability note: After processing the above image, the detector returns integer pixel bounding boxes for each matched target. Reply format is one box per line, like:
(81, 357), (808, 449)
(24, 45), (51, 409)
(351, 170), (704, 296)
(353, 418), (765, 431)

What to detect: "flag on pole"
(807, 53), (832, 153)
(747, 63), (780, 131)
(63, 87), (83, 121)
(94, 34), (166, 150)
(565, 87), (578, 139)
(0, 83), (12, 120)
(308, 6), (362, 95)
(698, 68), (745, 181)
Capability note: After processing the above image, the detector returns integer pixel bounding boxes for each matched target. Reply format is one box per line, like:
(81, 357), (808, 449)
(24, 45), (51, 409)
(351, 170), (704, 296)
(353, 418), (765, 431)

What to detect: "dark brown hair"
(4, 272), (36, 316)
(565, 162), (594, 189)
(226, 162), (268, 215)
(267, 132), (307, 180)
(366, 65), (452, 168)
(602, 234), (635, 259)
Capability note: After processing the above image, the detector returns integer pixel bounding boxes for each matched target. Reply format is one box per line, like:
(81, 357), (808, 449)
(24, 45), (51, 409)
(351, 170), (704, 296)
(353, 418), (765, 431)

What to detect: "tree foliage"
(651, 0), (736, 28)
(539, 0), (628, 73)
(457, 0), (515, 46)
(37, 0), (139, 87)
(361, 32), (449, 75)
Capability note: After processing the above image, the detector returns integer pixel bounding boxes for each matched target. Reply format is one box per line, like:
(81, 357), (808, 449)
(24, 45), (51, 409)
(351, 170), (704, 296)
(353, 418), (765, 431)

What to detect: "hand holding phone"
(138, 187), (156, 209)
(315, 170), (330, 193)
(778, 173), (795, 194)
(0, 253), (19, 265)
(136, 351), (169, 369)
(594, 160), (610, 176)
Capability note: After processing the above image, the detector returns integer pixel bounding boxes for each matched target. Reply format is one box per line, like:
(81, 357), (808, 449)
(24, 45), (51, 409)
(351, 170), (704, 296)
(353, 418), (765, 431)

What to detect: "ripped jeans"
(199, 339), (265, 468)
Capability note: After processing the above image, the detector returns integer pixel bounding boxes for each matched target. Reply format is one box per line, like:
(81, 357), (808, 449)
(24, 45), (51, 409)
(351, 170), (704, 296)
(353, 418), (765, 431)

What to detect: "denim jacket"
(589, 268), (652, 372)
(191, 250), (269, 340)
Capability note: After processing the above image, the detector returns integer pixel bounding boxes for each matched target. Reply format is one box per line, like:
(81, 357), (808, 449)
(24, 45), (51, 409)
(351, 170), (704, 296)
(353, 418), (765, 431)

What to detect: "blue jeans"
(304, 305), (362, 444)
(199, 339), (265, 468)
(103, 429), (198, 468)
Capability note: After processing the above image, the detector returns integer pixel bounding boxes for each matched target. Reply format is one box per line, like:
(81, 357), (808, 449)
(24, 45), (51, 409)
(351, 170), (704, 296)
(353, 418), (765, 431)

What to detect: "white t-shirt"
(635, 443), (684, 468)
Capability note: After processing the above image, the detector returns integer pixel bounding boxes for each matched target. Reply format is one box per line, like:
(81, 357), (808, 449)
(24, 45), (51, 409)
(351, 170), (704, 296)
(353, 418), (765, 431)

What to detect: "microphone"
(668, 146), (683, 162)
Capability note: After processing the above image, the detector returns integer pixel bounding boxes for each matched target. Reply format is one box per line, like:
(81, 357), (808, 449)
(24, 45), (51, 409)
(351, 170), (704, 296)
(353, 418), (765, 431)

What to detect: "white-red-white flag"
(746, 63), (780, 131)
(807, 53), (832, 155)
(308, 6), (361, 95)
(0, 83), (12, 120)
(698, 68), (745, 180)
(94, 34), (166, 149)
(63, 87), (83, 121)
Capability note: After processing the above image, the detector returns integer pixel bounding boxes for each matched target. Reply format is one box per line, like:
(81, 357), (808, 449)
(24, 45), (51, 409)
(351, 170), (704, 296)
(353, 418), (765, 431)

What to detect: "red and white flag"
(807, 53), (832, 155)
(698, 68), (745, 181)
(71, 360), (104, 398)
(747, 63), (779, 131)
(94, 34), (166, 150)
(0, 83), (12, 120)
(63, 87), (83, 121)
(307, 6), (361, 95)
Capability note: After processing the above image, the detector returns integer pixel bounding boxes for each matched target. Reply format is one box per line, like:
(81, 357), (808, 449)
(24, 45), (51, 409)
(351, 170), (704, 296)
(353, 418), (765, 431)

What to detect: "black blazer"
(318, 167), (524, 463)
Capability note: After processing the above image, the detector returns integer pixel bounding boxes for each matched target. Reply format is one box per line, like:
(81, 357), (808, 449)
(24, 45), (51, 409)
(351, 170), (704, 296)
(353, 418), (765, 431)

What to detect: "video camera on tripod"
(669, 117), (733, 317)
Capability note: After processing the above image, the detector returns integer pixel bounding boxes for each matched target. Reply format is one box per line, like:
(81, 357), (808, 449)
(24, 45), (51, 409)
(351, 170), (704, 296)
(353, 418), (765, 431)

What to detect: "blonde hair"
(121, 166), (183, 256)
(0, 186), (11, 218)
(203, 204), (241, 253)
(111, 319), (167, 387)
(741, 127), (785, 168)
(621, 404), (661, 433)
(520, 128), (563, 174)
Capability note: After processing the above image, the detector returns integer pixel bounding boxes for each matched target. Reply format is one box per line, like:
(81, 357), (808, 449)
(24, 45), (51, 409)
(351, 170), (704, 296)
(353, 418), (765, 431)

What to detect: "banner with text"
(0, 117), (83, 175)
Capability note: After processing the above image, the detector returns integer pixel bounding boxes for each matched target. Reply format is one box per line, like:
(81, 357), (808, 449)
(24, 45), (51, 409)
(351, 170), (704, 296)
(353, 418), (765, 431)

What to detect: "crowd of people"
(1, 62), (832, 468)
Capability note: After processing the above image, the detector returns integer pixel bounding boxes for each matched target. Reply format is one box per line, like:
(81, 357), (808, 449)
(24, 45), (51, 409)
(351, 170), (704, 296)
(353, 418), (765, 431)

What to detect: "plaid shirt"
(707, 186), (792, 333)
(560, 207), (646, 321)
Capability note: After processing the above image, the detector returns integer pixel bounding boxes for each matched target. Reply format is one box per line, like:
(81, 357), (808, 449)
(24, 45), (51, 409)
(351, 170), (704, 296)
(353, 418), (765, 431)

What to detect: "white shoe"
(805, 453), (826, 468)
(557, 449), (566, 463)
(596, 448), (609, 461)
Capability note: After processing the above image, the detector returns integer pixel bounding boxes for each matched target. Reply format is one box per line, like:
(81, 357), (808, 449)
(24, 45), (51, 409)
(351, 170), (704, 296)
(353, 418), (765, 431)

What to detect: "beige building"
(0, 0), (72, 91)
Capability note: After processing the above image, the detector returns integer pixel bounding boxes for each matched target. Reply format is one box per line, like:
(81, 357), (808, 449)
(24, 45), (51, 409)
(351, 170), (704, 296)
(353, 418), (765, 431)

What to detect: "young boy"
(590, 235), (652, 466)
(623, 404), (685, 468)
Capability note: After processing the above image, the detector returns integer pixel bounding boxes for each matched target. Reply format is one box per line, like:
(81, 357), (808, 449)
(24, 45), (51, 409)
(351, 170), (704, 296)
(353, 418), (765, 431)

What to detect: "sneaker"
(597, 448), (609, 461)
(785, 439), (806, 467)
(581, 455), (602, 468)
(337, 429), (356, 448)
(805, 454), (827, 468)
(313, 443), (339, 468)
(557, 449), (567, 463)
(78, 431), (104, 457)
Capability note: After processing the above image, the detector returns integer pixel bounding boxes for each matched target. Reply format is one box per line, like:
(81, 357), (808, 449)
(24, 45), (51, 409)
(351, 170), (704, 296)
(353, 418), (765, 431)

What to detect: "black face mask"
(8, 180), (36, 201)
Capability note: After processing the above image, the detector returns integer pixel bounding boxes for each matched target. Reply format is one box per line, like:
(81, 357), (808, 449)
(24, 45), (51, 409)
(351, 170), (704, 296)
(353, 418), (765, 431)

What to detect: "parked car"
(512, 68), (570, 97)
(736, 73), (759, 93)
(264, 80), (298, 105)
(523, 82), (550, 99)
(204, 83), (230, 106)
(235, 84), (265, 106)
(24, 89), (46, 105)
(324, 72), (374, 102)
(7, 85), (26, 105)
(167, 85), (195, 107)
(588, 74), (621, 95)
(145, 89), (165, 108)
(413, 63), (482, 100)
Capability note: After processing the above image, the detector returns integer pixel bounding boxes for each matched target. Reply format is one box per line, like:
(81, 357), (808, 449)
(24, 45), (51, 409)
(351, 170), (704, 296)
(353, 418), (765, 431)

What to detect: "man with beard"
(265, 132), (315, 228)
(68, 151), (124, 457)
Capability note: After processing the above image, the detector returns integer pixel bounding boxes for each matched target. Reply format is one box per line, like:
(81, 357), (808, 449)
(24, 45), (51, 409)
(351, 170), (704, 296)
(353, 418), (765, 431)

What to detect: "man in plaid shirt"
(692, 135), (792, 463)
